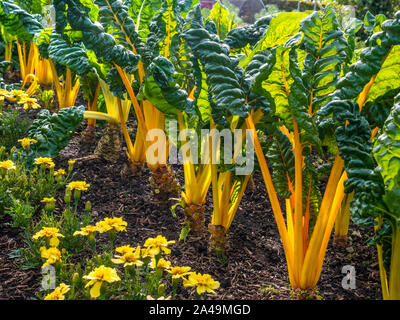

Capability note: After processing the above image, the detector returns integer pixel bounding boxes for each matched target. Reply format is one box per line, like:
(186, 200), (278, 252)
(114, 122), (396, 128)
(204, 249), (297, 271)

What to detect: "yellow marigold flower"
(18, 96), (41, 110)
(115, 245), (135, 255)
(112, 246), (143, 268)
(33, 157), (54, 168)
(183, 272), (220, 295)
(10, 89), (28, 100)
(0, 160), (16, 171)
(40, 246), (62, 267)
(18, 137), (37, 150)
(96, 217), (127, 233)
(66, 181), (90, 191)
(0, 89), (10, 102)
(32, 227), (64, 247)
(41, 197), (56, 203)
(44, 283), (70, 300)
(73, 225), (97, 238)
(150, 258), (171, 270)
(146, 295), (172, 300)
(140, 247), (155, 259)
(54, 169), (66, 176)
(68, 160), (76, 171)
(144, 235), (175, 256)
(167, 266), (192, 280)
(83, 265), (120, 299)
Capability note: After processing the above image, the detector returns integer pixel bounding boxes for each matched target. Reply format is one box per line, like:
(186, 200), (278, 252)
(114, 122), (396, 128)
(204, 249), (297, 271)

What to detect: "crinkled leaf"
(300, 5), (347, 114)
(141, 55), (195, 116)
(374, 93), (400, 217)
(65, 0), (140, 74)
(239, 11), (308, 68)
(225, 15), (272, 49)
(48, 31), (92, 75)
(0, 1), (43, 41)
(183, 4), (247, 125)
(14, 106), (85, 168)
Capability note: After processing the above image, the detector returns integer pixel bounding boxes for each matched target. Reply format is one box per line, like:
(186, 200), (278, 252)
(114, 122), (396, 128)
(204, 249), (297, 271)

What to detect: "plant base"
(121, 160), (144, 178)
(291, 287), (322, 300)
(81, 126), (96, 144)
(183, 201), (205, 235)
(208, 224), (228, 261)
(94, 123), (122, 163)
(333, 235), (348, 247)
(149, 165), (180, 204)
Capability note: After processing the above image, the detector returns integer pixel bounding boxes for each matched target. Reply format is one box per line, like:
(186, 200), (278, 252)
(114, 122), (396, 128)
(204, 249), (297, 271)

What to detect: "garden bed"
(0, 121), (382, 300)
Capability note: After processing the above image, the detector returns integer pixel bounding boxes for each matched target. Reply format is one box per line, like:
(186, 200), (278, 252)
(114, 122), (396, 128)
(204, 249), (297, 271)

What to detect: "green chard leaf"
(182, 4), (247, 125)
(65, 0), (140, 74)
(374, 93), (400, 218)
(141, 55), (195, 117)
(14, 106), (85, 168)
(0, 1), (43, 41)
(300, 5), (348, 114)
(225, 15), (272, 50)
(239, 11), (308, 68)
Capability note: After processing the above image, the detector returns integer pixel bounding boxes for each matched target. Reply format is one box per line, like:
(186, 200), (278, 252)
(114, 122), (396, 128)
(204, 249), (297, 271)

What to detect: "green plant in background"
(0, 148), (70, 216)
(38, 88), (54, 111)
(5, 195), (35, 228)
(337, 0), (399, 19)
(254, 4), (280, 22)
(220, 0), (244, 26)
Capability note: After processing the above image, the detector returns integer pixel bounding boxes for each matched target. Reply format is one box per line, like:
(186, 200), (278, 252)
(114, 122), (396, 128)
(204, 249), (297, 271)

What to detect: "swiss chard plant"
(320, 11), (400, 299)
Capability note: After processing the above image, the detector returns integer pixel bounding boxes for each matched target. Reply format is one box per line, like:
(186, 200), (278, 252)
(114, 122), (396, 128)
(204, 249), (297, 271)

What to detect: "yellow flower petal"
(49, 237), (60, 247)
(90, 281), (103, 299)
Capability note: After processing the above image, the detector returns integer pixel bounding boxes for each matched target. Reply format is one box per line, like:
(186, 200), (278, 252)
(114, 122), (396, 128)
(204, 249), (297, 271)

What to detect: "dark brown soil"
(0, 224), (40, 300)
(0, 119), (382, 300)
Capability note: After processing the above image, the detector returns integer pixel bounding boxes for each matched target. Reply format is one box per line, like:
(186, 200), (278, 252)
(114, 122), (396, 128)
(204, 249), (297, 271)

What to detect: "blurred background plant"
(37, 89), (54, 111)
(0, 109), (29, 151)
(335, 0), (400, 19)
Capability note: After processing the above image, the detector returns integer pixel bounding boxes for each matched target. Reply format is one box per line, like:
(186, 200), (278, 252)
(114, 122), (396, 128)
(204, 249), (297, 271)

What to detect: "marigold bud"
(72, 272), (80, 284)
(158, 284), (165, 296)
(85, 201), (92, 212)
